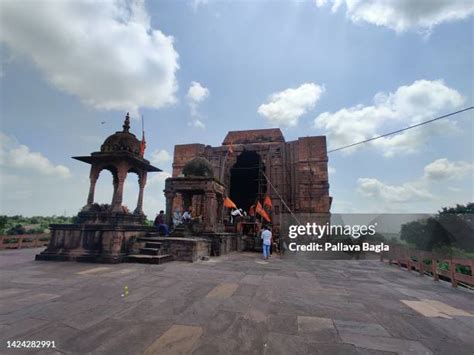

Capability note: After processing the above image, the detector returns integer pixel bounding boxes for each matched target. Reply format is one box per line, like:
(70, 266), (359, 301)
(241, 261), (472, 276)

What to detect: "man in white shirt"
(230, 208), (243, 224)
(182, 209), (192, 223)
(261, 225), (272, 260)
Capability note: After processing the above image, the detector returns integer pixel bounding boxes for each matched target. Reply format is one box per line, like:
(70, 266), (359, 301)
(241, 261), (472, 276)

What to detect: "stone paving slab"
(144, 324), (203, 355)
(1, 247), (473, 354)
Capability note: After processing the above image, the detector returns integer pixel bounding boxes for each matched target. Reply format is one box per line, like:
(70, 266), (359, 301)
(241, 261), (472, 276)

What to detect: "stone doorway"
(230, 150), (267, 212)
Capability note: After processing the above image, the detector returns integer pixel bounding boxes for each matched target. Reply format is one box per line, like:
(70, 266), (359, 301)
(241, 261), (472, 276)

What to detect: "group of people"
(153, 208), (195, 237)
(229, 206), (275, 260)
(154, 205), (275, 261)
(229, 204), (259, 224)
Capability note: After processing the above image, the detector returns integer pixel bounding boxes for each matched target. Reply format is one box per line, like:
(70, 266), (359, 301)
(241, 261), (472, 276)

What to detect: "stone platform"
(35, 222), (155, 264)
(128, 236), (211, 263)
(2, 247), (474, 354)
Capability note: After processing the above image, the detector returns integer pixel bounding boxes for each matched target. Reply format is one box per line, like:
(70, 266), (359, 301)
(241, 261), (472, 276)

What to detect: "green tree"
(400, 203), (474, 252)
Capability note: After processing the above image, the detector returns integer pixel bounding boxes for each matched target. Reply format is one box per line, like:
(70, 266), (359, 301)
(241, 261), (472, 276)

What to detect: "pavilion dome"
(100, 131), (140, 156)
(183, 157), (214, 178)
(100, 113), (141, 156)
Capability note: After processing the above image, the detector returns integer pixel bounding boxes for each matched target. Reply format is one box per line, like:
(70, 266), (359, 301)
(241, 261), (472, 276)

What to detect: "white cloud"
(423, 158), (473, 181)
(357, 178), (433, 203)
(315, 0), (474, 33)
(357, 158), (472, 206)
(191, 0), (209, 11)
(150, 149), (172, 165)
(188, 119), (206, 129)
(186, 81), (209, 127)
(148, 171), (172, 186)
(328, 166), (336, 175)
(0, 133), (76, 216)
(258, 83), (325, 127)
(0, 133), (70, 178)
(0, 0), (179, 114)
(0, 132), (173, 217)
(187, 81), (210, 103)
(314, 80), (464, 156)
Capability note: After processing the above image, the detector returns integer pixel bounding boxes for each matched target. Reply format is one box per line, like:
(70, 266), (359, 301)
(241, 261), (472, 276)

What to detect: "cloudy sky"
(0, 0), (473, 217)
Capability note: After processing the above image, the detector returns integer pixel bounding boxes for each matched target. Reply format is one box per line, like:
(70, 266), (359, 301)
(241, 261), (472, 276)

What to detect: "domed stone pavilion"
(75, 112), (161, 217)
(36, 113), (162, 263)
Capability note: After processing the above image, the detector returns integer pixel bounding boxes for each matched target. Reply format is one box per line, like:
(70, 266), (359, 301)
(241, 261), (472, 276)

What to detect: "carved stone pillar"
(204, 191), (217, 232)
(111, 167), (127, 212)
(84, 165), (100, 209)
(111, 175), (118, 206)
(134, 172), (147, 215)
(164, 191), (176, 225)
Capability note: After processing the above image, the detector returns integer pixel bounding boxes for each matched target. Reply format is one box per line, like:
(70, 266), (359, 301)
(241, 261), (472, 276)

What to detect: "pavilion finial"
(123, 112), (131, 132)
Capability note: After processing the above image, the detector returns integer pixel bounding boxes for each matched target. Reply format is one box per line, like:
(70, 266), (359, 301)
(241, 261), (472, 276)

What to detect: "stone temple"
(168, 128), (332, 231)
(37, 116), (331, 264)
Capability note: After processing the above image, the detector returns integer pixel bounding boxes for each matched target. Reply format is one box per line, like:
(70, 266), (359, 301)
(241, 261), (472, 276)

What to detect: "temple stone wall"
(171, 129), (331, 229)
(36, 224), (153, 263)
(160, 237), (211, 262)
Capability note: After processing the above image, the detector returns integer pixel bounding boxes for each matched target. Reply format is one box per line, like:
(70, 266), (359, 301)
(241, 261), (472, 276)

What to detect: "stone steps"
(139, 247), (161, 256)
(125, 254), (173, 264)
(145, 242), (163, 249)
(126, 235), (173, 264)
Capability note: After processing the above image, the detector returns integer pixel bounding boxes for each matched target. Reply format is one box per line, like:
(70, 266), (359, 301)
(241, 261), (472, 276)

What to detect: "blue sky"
(0, 0), (473, 217)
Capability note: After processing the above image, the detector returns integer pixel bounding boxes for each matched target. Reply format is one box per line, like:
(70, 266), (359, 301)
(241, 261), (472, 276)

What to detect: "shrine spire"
(123, 112), (131, 132)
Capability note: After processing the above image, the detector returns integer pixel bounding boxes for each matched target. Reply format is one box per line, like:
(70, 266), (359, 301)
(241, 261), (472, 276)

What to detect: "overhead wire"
(327, 106), (473, 153)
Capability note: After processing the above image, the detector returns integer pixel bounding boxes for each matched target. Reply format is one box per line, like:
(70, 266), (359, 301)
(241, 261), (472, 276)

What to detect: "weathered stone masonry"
(171, 128), (332, 229)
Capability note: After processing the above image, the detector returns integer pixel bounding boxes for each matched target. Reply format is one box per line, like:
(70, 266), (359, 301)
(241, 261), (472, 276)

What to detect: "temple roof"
(73, 153), (161, 172)
(100, 113), (141, 156)
(222, 128), (285, 145)
(182, 157), (214, 178)
(72, 113), (161, 172)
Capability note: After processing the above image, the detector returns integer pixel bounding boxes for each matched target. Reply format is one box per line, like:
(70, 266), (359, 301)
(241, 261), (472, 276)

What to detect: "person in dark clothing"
(154, 210), (169, 236)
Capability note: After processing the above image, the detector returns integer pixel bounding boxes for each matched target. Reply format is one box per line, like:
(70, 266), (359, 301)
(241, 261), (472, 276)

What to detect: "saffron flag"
(256, 201), (271, 222)
(263, 195), (273, 209)
(139, 132), (146, 157)
(223, 197), (237, 209)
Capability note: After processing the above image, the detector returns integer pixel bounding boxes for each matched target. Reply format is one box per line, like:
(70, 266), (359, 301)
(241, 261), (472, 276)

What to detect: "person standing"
(261, 225), (272, 260)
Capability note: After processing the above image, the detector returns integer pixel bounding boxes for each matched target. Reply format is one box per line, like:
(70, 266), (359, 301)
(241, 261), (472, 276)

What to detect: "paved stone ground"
(1, 248), (473, 354)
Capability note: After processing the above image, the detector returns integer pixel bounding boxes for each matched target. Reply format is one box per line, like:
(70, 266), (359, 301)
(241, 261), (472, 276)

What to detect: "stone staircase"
(126, 236), (174, 264)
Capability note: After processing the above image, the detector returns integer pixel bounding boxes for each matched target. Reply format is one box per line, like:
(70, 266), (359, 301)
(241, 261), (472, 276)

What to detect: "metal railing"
(380, 245), (474, 288)
(0, 233), (50, 250)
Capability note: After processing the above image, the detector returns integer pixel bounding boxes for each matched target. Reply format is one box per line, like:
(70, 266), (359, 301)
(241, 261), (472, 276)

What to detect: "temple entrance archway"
(230, 150), (267, 212)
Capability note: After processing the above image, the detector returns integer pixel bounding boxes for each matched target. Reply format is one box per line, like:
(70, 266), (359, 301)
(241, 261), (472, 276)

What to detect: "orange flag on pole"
(223, 197), (237, 209)
(263, 195), (272, 209)
(139, 132), (146, 157)
(139, 115), (146, 157)
(256, 201), (271, 222)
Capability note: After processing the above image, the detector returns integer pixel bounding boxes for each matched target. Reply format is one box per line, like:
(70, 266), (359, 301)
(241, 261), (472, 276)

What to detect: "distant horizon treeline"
(400, 203), (474, 256)
(0, 215), (74, 235)
(0, 214), (155, 235)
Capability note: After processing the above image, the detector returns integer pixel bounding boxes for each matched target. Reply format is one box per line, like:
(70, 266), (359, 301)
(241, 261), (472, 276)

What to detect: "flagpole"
(139, 114), (146, 158)
(220, 149), (229, 183)
(261, 171), (301, 225)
